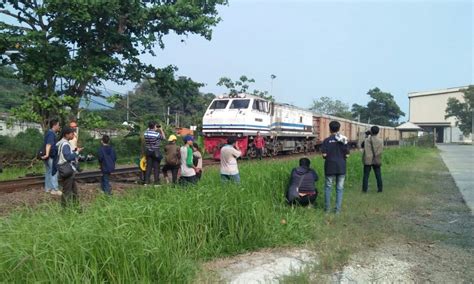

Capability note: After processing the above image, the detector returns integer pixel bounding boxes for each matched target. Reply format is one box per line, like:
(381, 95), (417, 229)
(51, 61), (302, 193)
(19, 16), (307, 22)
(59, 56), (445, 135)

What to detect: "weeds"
(0, 147), (434, 282)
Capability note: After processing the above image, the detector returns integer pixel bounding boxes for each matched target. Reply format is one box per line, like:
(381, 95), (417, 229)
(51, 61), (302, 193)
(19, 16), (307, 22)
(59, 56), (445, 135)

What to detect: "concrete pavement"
(437, 144), (474, 215)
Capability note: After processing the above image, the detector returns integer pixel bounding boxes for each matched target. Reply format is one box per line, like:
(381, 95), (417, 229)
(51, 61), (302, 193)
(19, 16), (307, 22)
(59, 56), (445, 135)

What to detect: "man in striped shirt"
(144, 121), (165, 185)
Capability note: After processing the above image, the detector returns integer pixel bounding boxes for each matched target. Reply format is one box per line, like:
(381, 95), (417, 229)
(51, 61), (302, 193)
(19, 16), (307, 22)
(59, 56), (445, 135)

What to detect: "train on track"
(202, 93), (400, 159)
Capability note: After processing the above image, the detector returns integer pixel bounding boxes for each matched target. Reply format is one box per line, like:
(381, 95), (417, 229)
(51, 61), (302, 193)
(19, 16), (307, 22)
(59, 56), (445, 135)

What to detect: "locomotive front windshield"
(209, 100), (229, 109)
(229, 99), (250, 109)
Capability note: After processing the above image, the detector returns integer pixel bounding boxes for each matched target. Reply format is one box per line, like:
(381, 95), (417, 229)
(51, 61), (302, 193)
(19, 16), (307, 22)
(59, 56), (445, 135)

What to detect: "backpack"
(165, 144), (180, 166)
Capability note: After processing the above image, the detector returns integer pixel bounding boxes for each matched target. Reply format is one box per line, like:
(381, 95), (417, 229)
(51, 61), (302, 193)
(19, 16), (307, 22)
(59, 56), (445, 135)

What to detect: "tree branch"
(0, 9), (38, 31)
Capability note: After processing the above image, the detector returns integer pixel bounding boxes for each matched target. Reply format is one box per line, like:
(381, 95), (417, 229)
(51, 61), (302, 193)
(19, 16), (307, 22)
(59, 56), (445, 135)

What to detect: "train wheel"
(247, 147), (257, 159)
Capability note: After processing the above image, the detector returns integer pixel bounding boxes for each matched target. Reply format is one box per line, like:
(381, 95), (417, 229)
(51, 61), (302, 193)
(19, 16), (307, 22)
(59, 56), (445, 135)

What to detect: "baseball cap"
(183, 135), (194, 142)
(168, 134), (177, 142)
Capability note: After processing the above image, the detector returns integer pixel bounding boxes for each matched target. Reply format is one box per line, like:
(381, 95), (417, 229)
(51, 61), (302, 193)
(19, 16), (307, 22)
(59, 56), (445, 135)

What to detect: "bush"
(0, 128), (43, 164)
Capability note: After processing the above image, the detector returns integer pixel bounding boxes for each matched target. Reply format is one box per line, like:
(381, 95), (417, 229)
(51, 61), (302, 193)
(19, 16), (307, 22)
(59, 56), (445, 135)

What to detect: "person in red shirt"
(254, 131), (265, 160)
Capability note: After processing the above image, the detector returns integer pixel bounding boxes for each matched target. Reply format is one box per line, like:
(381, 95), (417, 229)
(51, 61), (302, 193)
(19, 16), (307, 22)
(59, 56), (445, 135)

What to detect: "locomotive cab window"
(230, 99), (250, 109)
(252, 100), (269, 112)
(210, 100), (229, 109)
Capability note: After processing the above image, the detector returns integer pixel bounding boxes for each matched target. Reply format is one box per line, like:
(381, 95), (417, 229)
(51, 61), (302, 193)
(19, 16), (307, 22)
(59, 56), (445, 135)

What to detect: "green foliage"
(0, 147), (434, 282)
(445, 85), (473, 136)
(351, 87), (405, 126)
(217, 75), (274, 101)
(0, 128), (43, 161)
(0, 66), (29, 112)
(0, 0), (227, 128)
(310, 96), (352, 119)
(109, 74), (215, 129)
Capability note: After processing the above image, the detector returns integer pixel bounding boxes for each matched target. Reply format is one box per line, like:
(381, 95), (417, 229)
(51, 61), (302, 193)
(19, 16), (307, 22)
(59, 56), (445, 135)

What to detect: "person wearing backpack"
(286, 158), (318, 206)
(362, 126), (384, 193)
(98, 135), (117, 195)
(162, 134), (180, 184)
(56, 127), (83, 207)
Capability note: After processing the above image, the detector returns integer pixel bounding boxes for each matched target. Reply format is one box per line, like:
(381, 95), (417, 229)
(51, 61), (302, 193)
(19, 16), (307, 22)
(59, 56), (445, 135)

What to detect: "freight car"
(202, 93), (399, 160)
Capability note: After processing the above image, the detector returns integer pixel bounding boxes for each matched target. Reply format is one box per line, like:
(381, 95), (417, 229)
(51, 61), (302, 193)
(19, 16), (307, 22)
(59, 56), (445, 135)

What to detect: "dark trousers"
(162, 164), (179, 183)
(363, 165), (383, 192)
(101, 173), (111, 194)
(255, 148), (263, 160)
(179, 175), (197, 186)
(289, 194), (316, 206)
(145, 154), (161, 184)
(61, 174), (78, 207)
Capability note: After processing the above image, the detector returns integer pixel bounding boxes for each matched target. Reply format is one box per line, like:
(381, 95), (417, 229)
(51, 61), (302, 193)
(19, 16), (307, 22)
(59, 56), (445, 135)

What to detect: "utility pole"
(167, 106), (170, 126)
(270, 74), (276, 97)
(126, 93), (129, 122)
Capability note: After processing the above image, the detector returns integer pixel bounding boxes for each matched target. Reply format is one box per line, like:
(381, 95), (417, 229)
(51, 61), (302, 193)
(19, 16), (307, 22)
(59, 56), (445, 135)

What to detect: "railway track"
(0, 167), (141, 194)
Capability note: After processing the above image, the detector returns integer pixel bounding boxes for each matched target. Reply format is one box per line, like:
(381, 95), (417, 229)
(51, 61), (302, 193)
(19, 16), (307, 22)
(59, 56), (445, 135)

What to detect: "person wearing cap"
(162, 134), (181, 184)
(179, 135), (197, 185)
(220, 136), (242, 183)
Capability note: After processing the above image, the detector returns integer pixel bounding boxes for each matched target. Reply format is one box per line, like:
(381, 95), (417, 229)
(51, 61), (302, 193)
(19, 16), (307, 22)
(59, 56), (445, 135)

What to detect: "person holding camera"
(220, 136), (242, 183)
(361, 126), (384, 193)
(144, 121), (165, 185)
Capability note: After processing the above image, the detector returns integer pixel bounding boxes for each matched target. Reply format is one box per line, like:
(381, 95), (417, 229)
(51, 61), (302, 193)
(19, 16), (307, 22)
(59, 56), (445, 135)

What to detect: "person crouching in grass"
(286, 157), (318, 206)
(98, 135), (117, 195)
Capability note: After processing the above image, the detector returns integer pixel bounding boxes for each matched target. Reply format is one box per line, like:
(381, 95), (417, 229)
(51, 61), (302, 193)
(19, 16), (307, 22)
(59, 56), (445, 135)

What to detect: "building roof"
(408, 86), (468, 98)
(396, 122), (423, 131)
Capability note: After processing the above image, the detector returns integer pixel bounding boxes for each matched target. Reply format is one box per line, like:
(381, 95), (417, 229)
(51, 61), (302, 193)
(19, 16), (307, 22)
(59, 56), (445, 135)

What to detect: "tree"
(0, 66), (29, 112)
(309, 96), (352, 119)
(351, 88), (405, 126)
(445, 85), (473, 136)
(0, 0), (226, 129)
(109, 70), (215, 129)
(217, 75), (274, 101)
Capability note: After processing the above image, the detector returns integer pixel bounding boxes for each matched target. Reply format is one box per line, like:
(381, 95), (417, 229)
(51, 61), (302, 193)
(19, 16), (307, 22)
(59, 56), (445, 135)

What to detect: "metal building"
(408, 86), (472, 143)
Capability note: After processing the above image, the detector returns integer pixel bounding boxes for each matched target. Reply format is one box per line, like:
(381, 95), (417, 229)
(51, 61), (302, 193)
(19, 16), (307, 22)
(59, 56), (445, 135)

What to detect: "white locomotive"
(202, 93), (316, 159)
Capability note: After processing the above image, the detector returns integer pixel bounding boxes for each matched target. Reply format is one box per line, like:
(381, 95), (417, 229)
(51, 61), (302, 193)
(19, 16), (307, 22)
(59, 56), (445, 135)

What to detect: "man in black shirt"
(321, 121), (350, 213)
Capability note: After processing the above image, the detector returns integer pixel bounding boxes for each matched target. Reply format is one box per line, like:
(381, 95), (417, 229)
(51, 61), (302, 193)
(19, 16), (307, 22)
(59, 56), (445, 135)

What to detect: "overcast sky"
(104, 0), (473, 120)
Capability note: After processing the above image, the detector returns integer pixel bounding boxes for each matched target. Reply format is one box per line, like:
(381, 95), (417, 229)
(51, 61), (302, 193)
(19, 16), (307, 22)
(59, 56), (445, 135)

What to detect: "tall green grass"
(0, 147), (431, 282)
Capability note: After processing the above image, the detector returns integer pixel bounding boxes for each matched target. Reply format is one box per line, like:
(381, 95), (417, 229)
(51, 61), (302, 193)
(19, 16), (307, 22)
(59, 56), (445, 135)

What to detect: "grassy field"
(0, 147), (441, 282)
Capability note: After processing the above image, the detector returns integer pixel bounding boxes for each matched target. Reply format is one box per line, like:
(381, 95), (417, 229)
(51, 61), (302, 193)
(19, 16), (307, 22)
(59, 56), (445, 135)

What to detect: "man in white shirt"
(220, 136), (242, 183)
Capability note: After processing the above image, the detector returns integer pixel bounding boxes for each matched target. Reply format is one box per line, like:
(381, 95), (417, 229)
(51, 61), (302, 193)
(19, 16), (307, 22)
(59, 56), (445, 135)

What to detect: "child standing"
(98, 135), (117, 195)
(321, 121), (350, 214)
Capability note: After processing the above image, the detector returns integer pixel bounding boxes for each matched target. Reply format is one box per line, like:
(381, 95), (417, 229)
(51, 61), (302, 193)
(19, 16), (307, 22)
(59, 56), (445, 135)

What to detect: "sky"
(104, 0), (471, 120)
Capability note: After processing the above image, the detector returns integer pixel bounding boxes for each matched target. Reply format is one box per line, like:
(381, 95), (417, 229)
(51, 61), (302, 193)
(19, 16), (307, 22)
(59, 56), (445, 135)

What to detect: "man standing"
(144, 121), (165, 185)
(254, 131), (265, 160)
(41, 119), (61, 195)
(179, 135), (197, 185)
(321, 121), (350, 214)
(362, 126), (384, 193)
(220, 136), (242, 183)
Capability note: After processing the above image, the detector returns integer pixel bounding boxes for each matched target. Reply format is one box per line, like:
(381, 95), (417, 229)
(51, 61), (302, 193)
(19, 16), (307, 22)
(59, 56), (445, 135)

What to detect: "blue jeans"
(221, 173), (241, 183)
(101, 173), (111, 195)
(324, 175), (345, 213)
(44, 157), (58, 192)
